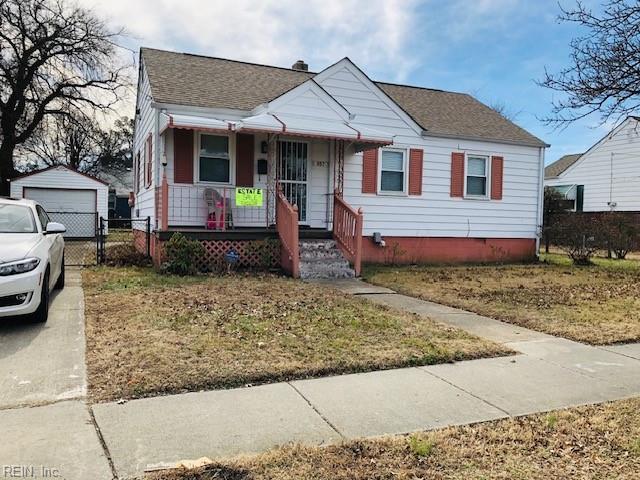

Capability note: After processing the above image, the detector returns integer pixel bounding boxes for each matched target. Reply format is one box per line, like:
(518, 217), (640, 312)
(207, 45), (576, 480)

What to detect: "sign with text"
(235, 188), (263, 207)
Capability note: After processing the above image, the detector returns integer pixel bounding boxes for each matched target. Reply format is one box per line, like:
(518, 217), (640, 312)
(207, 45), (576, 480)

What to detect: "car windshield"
(0, 204), (38, 233)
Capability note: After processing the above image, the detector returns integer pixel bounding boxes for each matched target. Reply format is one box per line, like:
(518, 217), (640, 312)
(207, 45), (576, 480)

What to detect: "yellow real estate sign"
(235, 188), (263, 207)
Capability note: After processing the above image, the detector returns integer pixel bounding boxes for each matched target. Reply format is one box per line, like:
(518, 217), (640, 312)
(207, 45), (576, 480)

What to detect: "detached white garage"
(10, 166), (109, 238)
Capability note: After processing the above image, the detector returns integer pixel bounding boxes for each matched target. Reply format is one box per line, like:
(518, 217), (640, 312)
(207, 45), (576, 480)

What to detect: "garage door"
(24, 187), (97, 238)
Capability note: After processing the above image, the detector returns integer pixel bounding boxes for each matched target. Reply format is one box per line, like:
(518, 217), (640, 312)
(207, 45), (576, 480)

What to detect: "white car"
(0, 198), (66, 323)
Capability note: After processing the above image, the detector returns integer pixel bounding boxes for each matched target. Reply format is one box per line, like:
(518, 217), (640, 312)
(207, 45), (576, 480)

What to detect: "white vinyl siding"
(132, 59), (156, 226)
(316, 62), (542, 239)
(545, 118), (640, 212)
(152, 58), (543, 239)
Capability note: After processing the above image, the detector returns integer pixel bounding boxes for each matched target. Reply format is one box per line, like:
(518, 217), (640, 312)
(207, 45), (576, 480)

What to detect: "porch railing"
(276, 188), (300, 278)
(333, 189), (363, 276)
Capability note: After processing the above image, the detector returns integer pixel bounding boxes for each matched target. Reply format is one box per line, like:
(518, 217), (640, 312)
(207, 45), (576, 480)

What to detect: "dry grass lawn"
(83, 267), (507, 402)
(149, 398), (640, 480)
(363, 254), (640, 345)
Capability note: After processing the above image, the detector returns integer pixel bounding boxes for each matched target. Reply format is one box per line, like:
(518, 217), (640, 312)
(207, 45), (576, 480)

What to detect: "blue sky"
(82, 0), (608, 164)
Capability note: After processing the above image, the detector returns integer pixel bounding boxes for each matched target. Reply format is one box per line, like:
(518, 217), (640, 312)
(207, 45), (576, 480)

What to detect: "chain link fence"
(47, 212), (98, 266)
(98, 217), (151, 265)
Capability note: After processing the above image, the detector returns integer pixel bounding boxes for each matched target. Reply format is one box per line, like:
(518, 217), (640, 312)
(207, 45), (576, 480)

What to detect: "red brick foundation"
(362, 237), (537, 264)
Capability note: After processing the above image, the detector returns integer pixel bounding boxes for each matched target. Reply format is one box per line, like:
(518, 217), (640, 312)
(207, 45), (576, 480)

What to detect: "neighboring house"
(9, 165), (109, 238)
(98, 169), (134, 219)
(545, 116), (640, 212)
(132, 47), (548, 276)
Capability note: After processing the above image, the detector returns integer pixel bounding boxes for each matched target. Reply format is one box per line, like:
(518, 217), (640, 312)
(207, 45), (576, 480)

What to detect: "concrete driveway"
(0, 272), (86, 408)
(0, 268), (112, 479)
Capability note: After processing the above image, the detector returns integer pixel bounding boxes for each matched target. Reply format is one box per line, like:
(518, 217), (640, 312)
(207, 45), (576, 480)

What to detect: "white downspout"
(535, 146), (546, 257)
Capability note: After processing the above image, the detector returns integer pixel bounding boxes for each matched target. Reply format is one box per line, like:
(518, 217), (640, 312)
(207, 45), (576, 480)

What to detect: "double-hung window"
(199, 134), (230, 183)
(466, 155), (489, 197)
(380, 149), (406, 193)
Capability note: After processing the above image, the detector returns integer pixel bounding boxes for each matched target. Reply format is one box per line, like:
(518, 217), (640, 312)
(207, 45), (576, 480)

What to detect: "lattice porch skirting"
(146, 233), (281, 271)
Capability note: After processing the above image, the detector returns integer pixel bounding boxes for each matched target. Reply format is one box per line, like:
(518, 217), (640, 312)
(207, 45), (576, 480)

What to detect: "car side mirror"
(45, 222), (66, 234)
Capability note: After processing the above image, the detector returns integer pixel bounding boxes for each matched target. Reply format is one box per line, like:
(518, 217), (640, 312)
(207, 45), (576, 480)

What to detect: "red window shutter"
(361, 148), (378, 194)
(408, 148), (423, 195)
(450, 152), (465, 197)
(174, 129), (194, 184)
(146, 134), (152, 187)
(235, 133), (254, 187)
(491, 155), (504, 200)
(135, 152), (140, 192)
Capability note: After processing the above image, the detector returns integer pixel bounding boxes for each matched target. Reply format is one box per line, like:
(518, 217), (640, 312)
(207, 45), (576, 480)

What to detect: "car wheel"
(32, 270), (50, 324)
(54, 256), (65, 290)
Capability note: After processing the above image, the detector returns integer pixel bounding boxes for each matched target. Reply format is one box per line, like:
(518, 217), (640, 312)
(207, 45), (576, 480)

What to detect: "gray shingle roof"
(544, 153), (582, 179)
(141, 48), (547, 148)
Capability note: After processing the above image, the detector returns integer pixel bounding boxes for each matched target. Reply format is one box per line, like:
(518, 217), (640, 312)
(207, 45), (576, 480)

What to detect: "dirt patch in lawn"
(83, 267), (508, 402)
(149, 397), (640, 480)
(363, 254), (640, 345)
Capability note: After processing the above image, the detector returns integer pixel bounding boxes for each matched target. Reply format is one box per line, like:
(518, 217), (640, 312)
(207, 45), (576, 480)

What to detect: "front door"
(278, 140), (309, 223)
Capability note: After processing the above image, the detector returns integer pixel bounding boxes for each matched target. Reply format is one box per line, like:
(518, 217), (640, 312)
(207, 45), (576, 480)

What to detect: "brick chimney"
(291, 60), (308, 71)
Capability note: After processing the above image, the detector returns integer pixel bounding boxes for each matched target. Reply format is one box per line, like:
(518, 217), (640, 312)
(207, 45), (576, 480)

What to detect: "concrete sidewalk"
(91, 278), (640, 479)
(0, 269), (112, 480)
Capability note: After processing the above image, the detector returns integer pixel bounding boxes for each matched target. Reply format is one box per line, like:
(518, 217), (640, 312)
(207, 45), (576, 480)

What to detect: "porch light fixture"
(162, 153), (168, 167)
(261, 141), (268, 154)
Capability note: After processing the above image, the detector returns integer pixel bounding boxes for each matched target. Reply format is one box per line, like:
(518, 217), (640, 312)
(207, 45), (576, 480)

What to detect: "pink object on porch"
(204, 188), (229, 230)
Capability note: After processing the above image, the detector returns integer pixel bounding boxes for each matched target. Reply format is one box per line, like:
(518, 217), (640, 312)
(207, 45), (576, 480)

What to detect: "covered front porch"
(154, 111), (392, 277)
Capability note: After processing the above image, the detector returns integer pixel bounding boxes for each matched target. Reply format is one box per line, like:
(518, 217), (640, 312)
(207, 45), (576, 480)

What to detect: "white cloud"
(79, 0), (421, 81)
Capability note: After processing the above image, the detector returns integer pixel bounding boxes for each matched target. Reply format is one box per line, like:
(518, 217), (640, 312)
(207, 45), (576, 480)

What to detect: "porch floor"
(158, 227), (332, 241)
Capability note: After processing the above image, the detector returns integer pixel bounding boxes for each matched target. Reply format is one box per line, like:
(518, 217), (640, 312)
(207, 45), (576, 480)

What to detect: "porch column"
(160, 171), (169, 230)
(333, 139), (345, 196)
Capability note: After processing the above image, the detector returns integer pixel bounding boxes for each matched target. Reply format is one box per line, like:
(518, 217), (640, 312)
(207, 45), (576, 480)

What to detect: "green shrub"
(408, 435), (435, 457)
(161, 233), (204, 275)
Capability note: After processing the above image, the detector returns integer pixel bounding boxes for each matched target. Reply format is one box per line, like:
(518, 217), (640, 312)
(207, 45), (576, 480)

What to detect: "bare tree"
(540, 0), (640, 127)
(20, 109), (100, 170)
(0, 0), (132, 195)
(19, 114), (133, 175)
(489, 100), (522, 122)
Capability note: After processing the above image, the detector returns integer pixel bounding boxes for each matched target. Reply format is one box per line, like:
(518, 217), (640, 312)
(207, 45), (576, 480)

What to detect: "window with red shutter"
(408, 148), (423, 195)
(145, 134), (152, 187)
(235, 133), (254, 187)
(490, 156), (504, 200)
(450, 152), (465, 197)
(174, 129), (194, 184)
(361, 148), (378, 194)
(134, 151), (141, 193)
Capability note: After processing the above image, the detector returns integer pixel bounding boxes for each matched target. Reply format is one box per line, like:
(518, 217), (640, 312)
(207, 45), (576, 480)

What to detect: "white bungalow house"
(545, 116), (640, 213)
(132, 48), (548, 277)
